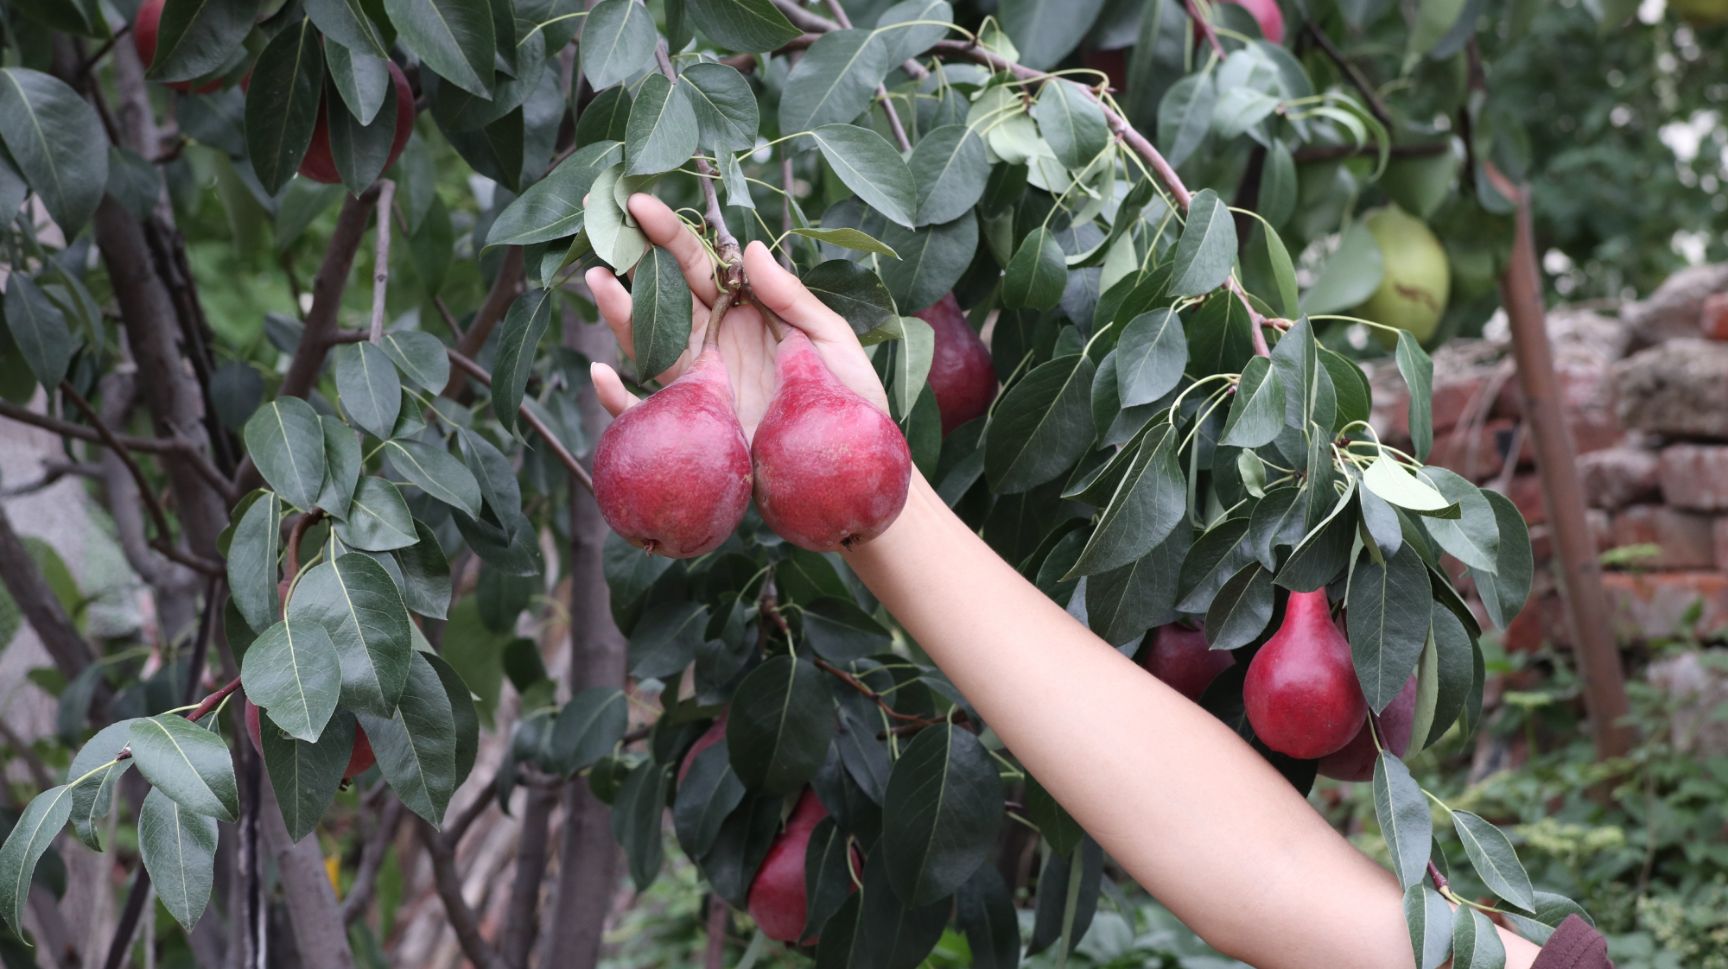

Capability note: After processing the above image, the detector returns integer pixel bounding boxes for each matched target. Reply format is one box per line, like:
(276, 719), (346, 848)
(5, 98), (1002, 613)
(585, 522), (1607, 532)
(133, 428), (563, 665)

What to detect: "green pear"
(1352, 205), (1450, 345)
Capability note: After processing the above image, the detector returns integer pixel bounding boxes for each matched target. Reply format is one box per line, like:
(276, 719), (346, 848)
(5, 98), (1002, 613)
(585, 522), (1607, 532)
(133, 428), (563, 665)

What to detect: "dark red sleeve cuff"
(1530, 915), (1612, 969)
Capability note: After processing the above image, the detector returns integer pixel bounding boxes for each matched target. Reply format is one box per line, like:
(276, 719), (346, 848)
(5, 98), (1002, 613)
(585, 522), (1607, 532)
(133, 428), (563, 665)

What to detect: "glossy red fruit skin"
(752, 331), (912, 551)
(913, 294), (996, 435)
(594, 348), (753, 558)
(747, 790), (830, 944)
(677, 716), (727, 786)
(1142, 623), (1234, 702)
(1317, 676), (1417, 782)
(134, 0), (225, 93)
(1222, 0), (1286, 43)
(298, 61), (417, 185)
(1242, 590), (1368, 759)
(245, 700), (376, 779)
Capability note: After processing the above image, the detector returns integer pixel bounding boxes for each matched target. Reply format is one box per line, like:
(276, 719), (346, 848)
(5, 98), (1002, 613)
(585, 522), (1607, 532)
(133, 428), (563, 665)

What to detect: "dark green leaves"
(811, 124), (918, 229)
(1219, 356), (1285, 448)
(0, 784), (74, 933)
(492, 289), (555, 430)
(244, 398), (327, 511)
(882, 724), (1002, 905)
(1396, 332), (1435, 461)
(1346, 543), (1431, 713)
(0, 68), (109, 234)
(380, 330), (451, 392)
(242, 619), (342, 742)
(1003, 228), (1066, 310)
(631, 247), (695, 379)
(1452, 908), (1506, 969)
(355, 652), (459, 824)
(1157, 72), (1215, 169)
(3, 274), (77, 388)
(726, 656), (835, 795)
(625, 74), (700, 175)
(287, 553), (412, 716)
(385, 439), (483, 517)
(486, 141), (621, 246)
(629, 603), (708, 679)
(1404, 883), (1454, 969)
(612, 761), (671, 889)
(1070, 425), (1185, 576)
(141, 0), (254, 83)
(984, 354), (1096, 493)
(245, 19), (325, 194)
(307, 0), (390, 59)
(1452, 811), (1534, 911)
(549, 687), (629, 775)
(673, 743), (745, 857)
(681, 63), (758, 151)
(137, 789), (218, 931)
(1032, 80), (1109, 169)
(1373, 754), (1432, 889)
(129, 716), (239, 822)
(1205, 563), (1275, 650)
(1116, 309), (1187, 407)
(686, 0), (800, 52)
(1473, 491), (1533, 630)
(385, 0), (494, 96)
(1169, 190), (1238, 296)
(260, 712), (354, 841)
(908, 125), (988, 226)
(1001, 0), (1106, 69)
(336, 477), (417, 551)
(778, 29), (890, 133)
(582, 0), (656, 89)
(334, 341), (402, 438)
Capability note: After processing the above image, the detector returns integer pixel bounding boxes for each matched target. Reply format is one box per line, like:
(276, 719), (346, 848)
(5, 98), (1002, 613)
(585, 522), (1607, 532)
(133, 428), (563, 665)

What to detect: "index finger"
(627, 193), (720, 305)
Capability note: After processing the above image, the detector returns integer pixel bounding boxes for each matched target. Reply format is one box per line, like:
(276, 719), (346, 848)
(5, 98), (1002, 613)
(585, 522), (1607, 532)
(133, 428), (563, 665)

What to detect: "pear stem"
(744, 290), (793, 341)
(703, 289), (736, 351)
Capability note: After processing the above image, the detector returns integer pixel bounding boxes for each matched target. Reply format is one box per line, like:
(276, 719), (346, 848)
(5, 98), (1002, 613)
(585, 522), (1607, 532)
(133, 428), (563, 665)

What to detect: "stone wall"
(1366, 263), (1728, 649)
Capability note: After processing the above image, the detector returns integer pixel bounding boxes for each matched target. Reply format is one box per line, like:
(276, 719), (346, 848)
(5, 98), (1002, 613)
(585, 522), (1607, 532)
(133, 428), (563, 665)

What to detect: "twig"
(279, 186), (383, 401)
(182, 575), (223, 703)
(286, 510), (326, 579)
(500, 788), (558, 968)
(703, 895), (729, 969)
(780, 155), (796, 269)
(1183, 0), (1226, 57)
(76, 24), (130, 78)
(821, 0), (912, 150)
(369, 180), (396, 343)
(417, 820), (509, 969)
(770, 0), (837, 31)
(113, 675), (245, 764)
(444, 346), (595, 493)
(1303, 21), (1392, 127)
(1427, 860), (1449, 894)
(102, 873), (153, 969)
(0, 719), (53, 789)
(0, 460), (101, 496)
(0, 399), (230, 495)
(443, 789), (495, 849)
(811, 656), (943, 726)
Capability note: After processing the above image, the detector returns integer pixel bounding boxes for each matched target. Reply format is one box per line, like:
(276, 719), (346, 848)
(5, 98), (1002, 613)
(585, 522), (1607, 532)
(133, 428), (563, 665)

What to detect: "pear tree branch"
(650, 38), (742, 284)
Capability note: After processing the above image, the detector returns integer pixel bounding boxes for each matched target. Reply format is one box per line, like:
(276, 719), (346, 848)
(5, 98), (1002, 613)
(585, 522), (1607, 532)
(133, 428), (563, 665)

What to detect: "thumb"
(589, 362), (640, 418)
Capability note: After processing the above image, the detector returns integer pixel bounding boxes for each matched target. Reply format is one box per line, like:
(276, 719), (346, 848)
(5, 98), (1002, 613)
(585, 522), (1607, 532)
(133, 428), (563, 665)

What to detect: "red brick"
(1602, 572), (1728, 642)
(1502, 592), (1563, 651)
(1716, 519), (1728, 572)
(1527, 510), (1611, 562)
(1659, 445), (1728, 511)
(1507, 474), (1548, 527)
(1493, 366), (1610, 420)
(1702, 293), (1728, 342)
(1430, 418), (1517, 481)
(1606, 506), (1717, 569)
(1578, 447), (1661, 510)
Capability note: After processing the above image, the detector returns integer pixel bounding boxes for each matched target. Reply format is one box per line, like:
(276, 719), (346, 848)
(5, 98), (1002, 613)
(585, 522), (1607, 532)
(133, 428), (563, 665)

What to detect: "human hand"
(585, 194), (888, 437)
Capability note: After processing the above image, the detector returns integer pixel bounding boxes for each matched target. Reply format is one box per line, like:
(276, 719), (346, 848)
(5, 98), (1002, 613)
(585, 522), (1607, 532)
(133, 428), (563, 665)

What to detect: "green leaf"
(1451, 908), (1506, 969)
(1302, 221), (1383, 316)
(316, 416), (361, 519)
(800, 816), (859, 939)
(259, 711), (354, 841)
(801, 598), (892, 664)
(393, 521), (452, 619)
(0, 69), (109, 234)
(1254, 223), (1300, 317)
(624, 73), (700, 176)
(887, 316), (935, 418)
(1219, 356), (1286, 448)
(629, 602), (708, 680)
(327, 43), (390, 129)
(611, 760), (671, 889)
(956, 865), (1021, 969)
(806, 260), (898, 337)
(379, 330), (451, 392)
(137, 788), (218, 931)
(726, 656), (835, 795)
(356, 651), (459, 824)
(228, 496), (284, 636)
(549, 687), (629, 775)
(984, 354), (1096, 493)
(875, 0), (953, 61)
(1404, 883), (1455, 969)
(1029, 837), (1103, 957)
(336, 477), (417, 551)
(778, 29), (891, 133)
(287, 553), (412, 716)
(1395, 333), (1435, 461)
(788, 226), (899, 259)
(1422, 469), (1500, 573)
(672, 742), (745, 857)
(244, 399), (328, 512)
(129, 716), (239, 822)
(1452, 811), (1535, 911)
(1000, 0), (1107, 69)
(810, 124), (918, 229)
(582, 0), (656, 89)
(1087, 518), (1190, 645)
(1347, 542), (1432, 713)
(324, 66), (401, 192)
(1374, 754), (1433, 889)
(66, 721), (134, 851)
(242, 619), (342, 742)
(0, 784), (74, 933)
(384, 439), (484, 518)
(815, 852), (950, 968)
(680, 63), (758, 151)
(491, 288), (555, 430)
(1116, 309), (1187, 408)
(334, 342), (402, 439)
(1471, 491), (1533, 630)
(908, 124), (988, 227)
(685, 0), (800, 52)
(1169, 189), (1237, 297)
(487, 141), (621, 246)
(1176, 516), (1253, 614)
(2, 275), (77, 388)
(1503, 892), (1593, 947)
(1002, 227), (1067, 310)
(1156, 71), (1215, 169)
(881, 723), (1002, 905)
(1032, 79), (1109, 170)
(876, 212), (977, 313)
(1205, 562), (1275, 650)
(142, 0), (254, 82)
(1069, 425), (1186, 576)
(244, 19), (325, 195)
(585, 164), (648, 270)
(385, 0), (494, 96)
(307, 0), (391, 60)
(1362, 454), (1454, 515)
(631, 246), (695, 379)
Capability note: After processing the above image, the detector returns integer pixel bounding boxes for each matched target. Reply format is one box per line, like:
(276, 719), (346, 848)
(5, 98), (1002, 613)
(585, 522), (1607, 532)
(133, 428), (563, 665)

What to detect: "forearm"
(844, 473), (1539, 969)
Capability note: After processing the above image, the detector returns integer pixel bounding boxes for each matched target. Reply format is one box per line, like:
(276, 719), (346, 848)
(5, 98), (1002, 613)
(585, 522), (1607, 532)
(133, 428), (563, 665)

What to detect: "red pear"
(1317, 676), (1418, 782)
(913, 294), (996, 435)
(1141, 623), (1235, 702)
(751, 331), (911, 551)
(1216, 0), (1286, 43)
(299, 61), (417, 185)
(747, 790), (840, 944)
(245, 700), (375, 779)
(593, 347), (753, 558)
(133, 0), (225, 93)
(1243, 590), (1367, 759)
(677, 715), (728, 786)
